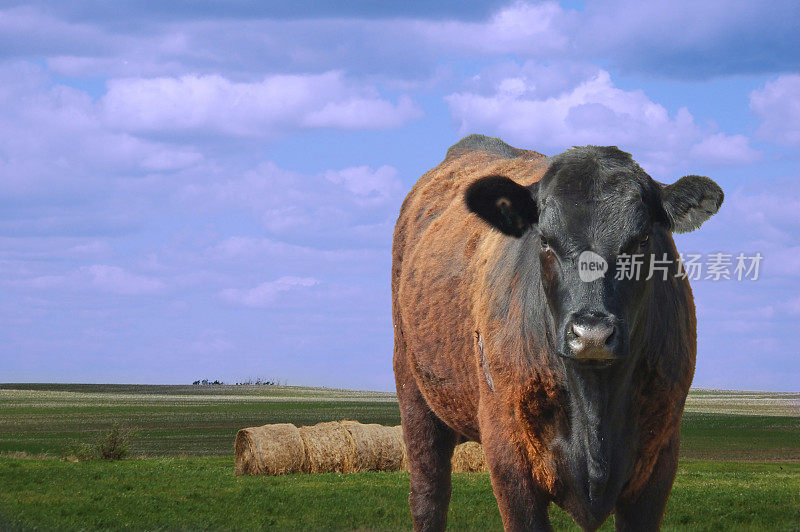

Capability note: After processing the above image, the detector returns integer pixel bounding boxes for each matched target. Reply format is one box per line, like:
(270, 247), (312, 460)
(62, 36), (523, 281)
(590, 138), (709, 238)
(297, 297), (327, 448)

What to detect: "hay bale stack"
(298, 421), (356, 473)
(451, 441), (488, 472)
(234, 423), (305, 475)
(341, 420), (406, 472)
(234, 421), (488, 476)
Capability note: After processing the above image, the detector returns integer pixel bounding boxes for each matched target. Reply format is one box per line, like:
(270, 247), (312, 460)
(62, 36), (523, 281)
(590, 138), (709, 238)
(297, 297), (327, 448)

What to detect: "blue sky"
(1, 1), (798, 391)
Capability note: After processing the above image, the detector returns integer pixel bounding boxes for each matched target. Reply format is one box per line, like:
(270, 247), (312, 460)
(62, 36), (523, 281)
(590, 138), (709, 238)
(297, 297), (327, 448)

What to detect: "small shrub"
(62, 424), (132, 461)
(95, 423), (131, 460)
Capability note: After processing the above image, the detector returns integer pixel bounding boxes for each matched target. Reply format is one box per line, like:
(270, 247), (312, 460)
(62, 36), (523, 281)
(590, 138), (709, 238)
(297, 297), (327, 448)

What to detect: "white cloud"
(416, 1), (569, 56)
(207, 236), (382, 268)
(178, 162), (403, 247)
(82, 264), (165, 295)
(303, 96), (420, 130)
(446, 69), (760, 175)
(67, 240), (114, 257)
(140, 148), (204, 171)
(725, 185), (800, 244)
(461, 60), (604, 101)
(8, 1), (798, 84)
(579, 1), (800, 78)
(681, 179), (800, 279)
(101, 72), (422, 137)
(750, 74), (800, 146)
(323, 165), (403, 206)
(218, 276), (319, 308)
(31, 3), (570, 82)
(0, 62), (203, 209)
(689, 133), (761, 165)
(448, 71), (691, 146)
(9, 264), (165, 295)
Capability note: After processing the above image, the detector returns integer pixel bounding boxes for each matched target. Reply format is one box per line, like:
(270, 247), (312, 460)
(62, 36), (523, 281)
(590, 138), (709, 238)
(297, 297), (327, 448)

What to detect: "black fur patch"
(446, 134), (521, 160)
(465, 175), (538, 237)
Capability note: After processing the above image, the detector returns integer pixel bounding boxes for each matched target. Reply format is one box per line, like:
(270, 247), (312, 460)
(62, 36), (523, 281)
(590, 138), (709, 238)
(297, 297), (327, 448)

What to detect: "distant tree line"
(191, 378), (284, 386)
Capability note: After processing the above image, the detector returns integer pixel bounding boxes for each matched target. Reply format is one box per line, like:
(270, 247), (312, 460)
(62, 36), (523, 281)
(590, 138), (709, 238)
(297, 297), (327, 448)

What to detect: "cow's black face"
(534, 149), (664, 366)
(465, 146), (723, 367)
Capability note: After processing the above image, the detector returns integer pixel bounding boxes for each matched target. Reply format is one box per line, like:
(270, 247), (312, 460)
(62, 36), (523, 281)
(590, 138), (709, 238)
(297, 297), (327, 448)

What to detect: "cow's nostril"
(571, 322), (615, 347)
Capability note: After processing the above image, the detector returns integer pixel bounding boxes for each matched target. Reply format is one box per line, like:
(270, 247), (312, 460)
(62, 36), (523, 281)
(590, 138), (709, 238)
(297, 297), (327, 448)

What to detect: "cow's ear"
(465, 175), (538, 237)
(661, 175), (724, 233)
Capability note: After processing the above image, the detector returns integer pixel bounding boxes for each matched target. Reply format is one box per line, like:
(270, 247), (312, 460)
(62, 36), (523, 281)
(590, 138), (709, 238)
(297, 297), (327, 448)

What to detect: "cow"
(392, 134), (723, 531)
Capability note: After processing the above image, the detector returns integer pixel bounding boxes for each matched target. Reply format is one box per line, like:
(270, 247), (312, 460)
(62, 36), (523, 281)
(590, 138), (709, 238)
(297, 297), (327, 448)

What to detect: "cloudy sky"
(1, 1), (798, 391)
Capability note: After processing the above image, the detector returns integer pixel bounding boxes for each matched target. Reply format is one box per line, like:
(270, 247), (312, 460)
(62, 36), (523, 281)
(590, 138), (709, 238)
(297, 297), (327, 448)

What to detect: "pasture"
(1, 384), (798, 530)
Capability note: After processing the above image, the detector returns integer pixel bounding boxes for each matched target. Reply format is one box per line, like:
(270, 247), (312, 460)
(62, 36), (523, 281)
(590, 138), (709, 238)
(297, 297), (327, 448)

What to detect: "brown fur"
(393, 137), (695, 531)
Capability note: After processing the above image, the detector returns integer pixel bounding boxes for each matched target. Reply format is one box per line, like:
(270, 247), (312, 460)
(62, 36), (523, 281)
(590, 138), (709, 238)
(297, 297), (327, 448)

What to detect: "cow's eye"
(540, 235), (550, 250)
(639, 235), (650, 249)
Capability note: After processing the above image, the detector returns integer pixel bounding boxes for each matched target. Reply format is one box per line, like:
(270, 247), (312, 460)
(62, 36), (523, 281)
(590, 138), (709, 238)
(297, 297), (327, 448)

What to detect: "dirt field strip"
(684, 390), (800, 416)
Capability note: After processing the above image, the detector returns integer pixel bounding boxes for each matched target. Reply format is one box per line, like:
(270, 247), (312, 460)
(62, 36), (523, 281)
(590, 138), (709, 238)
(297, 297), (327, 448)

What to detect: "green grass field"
(1, 384), (798, 530)
(1, 458), (797, 531)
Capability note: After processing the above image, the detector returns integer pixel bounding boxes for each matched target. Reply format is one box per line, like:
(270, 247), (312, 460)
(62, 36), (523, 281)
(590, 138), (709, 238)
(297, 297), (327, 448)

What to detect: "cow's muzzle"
(561, 313), (622, 366)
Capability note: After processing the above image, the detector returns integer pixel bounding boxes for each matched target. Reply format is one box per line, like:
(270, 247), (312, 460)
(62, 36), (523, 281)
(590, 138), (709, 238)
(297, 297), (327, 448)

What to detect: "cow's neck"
(561, 362), (636, 497)
(548, 296), (649, 515)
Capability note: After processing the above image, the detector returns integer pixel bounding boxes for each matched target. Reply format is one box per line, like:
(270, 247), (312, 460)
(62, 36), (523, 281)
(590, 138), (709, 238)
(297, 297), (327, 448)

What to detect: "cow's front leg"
(396, 360), (457, 530)
(614, 435), (679, 531)
(482, 425), (553, 532)
(402, 395), (457, 531)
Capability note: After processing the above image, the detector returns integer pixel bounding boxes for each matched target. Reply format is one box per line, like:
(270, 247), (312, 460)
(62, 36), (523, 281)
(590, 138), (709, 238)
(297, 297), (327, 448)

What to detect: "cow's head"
(465, 146), (723, 367)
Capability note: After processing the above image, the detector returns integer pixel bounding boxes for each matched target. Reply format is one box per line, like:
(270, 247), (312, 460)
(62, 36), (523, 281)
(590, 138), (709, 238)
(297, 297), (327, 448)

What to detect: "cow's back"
(392, 135), (548, 438)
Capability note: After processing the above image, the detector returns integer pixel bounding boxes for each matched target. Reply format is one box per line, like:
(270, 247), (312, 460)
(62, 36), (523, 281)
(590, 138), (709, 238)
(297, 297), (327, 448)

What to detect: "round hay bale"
(298, 421), (356, 473)
(390, 425), (409, 472)
(341, 421), (406, 472)
(451, 441), (488, 473)
(234, 423), (305, 476)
